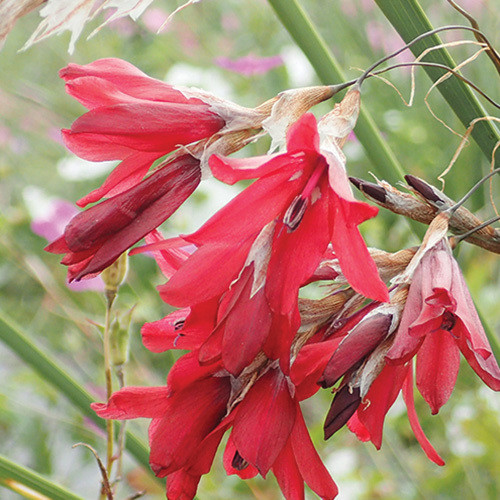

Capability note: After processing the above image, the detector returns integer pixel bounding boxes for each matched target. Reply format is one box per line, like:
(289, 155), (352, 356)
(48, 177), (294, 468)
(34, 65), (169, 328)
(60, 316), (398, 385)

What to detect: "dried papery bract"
(351, 176), (500, 254)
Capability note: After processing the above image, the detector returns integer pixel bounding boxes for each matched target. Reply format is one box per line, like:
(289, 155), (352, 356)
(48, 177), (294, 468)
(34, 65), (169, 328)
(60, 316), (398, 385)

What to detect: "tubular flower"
(386, 219), (500, 414)
(52, 58), (339, 280)
(93, 336), (338, 500)
(60, 57), (249, 205)
(158, 112), (387, 373)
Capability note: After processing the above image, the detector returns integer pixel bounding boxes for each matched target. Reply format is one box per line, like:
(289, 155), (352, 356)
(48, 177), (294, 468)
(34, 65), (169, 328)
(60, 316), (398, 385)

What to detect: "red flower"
(386, 237), (500, 413)
(60, 58), (228, 206)
(45, 154), (201, 281)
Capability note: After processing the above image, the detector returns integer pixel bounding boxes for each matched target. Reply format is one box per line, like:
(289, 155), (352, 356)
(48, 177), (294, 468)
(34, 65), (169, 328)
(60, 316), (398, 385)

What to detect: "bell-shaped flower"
(387, 235), (500, 414)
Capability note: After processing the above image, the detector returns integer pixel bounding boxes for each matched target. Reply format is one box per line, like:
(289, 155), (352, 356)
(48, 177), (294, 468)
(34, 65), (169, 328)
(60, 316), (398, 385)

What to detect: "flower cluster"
(50, 59), (500, 499)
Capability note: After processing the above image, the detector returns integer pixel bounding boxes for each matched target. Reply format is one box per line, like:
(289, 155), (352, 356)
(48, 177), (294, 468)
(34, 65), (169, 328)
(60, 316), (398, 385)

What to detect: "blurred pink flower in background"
(141, 8), (170, 33)
(31, 199), (104, 292)
(215, 54), (284, 76)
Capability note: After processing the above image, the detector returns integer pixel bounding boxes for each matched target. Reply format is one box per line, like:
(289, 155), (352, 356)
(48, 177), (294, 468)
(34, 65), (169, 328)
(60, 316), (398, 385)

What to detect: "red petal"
(159, 239), (252, 307)
(320, 312), (392, 387)
(291, 337), (342, 401)
(285, 113), (320, 153)
(67, 102), (223, 155)
(356, 363), (409, 449)
(291, 408), (338, 500)
(232, 368), (296, 476)
(91, 386), (170, 419)
(71, 157), (201, 280)
(209, 153), (284, 184)
(141, 308), (191, 352)
(272, 440), (305, 500)
(266, 176), (330, 315)
(77, 151), (160, 206)
(149, 376), (230, 476)
(165, 470), (200, 500)
(186, 168), (301, 247)
(223, 435), (258, 479)
(402, 365), (445, 466)
(221, 266), (273, 375)
(416, 329), (460, 414)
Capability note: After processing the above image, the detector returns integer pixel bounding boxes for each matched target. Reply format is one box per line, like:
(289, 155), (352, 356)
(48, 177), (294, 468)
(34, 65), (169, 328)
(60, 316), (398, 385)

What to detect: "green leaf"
(0, 308), (153, 477)
(0, 454), (83, 500)
(375, 0), (500, 168)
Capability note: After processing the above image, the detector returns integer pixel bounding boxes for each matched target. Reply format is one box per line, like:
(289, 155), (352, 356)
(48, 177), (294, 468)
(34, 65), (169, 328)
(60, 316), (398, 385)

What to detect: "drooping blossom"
(156, 110), (387, 374)
(386, 214), (500, 413)
(323, 214), (500, 466)
(50, 58), (339, 281)
(93, 340), (338, 500)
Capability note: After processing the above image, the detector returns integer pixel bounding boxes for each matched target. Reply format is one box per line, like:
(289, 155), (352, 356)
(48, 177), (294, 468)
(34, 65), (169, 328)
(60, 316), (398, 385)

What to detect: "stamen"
(284, 195), (308, 231)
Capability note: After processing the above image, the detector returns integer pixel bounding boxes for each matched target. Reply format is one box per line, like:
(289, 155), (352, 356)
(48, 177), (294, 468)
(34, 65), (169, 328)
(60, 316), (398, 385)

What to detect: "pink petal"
(60, 58), (204, 104)
(454, 320), (500, 391)
(416, 329), (460, 414)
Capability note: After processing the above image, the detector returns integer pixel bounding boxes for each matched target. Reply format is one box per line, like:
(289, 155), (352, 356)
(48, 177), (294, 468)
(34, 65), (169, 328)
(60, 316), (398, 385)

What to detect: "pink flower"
(387, 238), (500, 413)
(215, 54), (284, 76)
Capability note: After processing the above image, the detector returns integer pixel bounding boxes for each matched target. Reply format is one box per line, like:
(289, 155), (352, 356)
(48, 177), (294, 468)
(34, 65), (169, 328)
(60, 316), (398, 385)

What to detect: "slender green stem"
(375, 0), (500, 168)
(103, 293), (116, 489)
(0, 308), (152, 475)
(0, 454), (83, 500)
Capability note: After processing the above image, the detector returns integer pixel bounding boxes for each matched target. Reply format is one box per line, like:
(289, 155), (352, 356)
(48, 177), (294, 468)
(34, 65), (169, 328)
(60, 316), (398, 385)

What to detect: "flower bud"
(110, 308), (133, 367)
(101, 252), (128, 297)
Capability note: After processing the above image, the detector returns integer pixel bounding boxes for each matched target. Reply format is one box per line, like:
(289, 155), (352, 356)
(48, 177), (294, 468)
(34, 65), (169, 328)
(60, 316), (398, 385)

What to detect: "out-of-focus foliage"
(0, 0), (498, 498)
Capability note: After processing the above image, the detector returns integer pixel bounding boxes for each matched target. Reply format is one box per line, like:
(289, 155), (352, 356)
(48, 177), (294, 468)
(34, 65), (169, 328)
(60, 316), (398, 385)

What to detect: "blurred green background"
(0, 0), (499, 498)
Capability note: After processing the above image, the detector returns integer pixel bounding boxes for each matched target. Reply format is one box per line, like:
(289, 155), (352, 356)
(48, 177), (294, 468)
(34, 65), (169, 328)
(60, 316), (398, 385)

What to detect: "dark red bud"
(320, 313), (392, 387)
(324, 385), (361, 440)
(405, 175), (444, 204)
